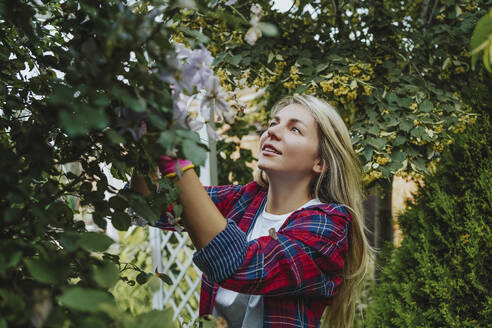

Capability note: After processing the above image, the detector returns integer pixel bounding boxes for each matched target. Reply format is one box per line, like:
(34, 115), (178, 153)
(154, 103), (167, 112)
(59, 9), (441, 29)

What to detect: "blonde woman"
(132, 94), (372, 327)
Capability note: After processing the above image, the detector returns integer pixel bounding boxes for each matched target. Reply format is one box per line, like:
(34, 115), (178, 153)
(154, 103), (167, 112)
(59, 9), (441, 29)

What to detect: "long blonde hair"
(254, 94), (373, 328)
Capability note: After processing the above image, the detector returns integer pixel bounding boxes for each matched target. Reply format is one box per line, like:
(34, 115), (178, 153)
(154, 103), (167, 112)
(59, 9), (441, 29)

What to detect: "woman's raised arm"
(172, 169), (227, 250)
(130, 167), (227, 251)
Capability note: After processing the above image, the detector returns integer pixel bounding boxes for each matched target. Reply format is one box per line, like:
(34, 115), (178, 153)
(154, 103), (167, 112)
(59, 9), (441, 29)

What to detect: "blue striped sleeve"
(192, 219), (248, 283)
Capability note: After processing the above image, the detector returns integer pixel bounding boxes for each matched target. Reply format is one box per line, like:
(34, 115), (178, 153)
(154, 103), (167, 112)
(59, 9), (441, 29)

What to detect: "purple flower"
(161, 45), (214, 95)
(182, 46), (214, 91)
(172, 92), (204, 132)
(200, 76), (235, 124)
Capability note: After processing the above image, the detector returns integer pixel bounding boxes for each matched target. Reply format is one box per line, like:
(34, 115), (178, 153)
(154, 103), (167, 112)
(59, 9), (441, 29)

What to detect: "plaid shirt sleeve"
(193, 207), (350, 297)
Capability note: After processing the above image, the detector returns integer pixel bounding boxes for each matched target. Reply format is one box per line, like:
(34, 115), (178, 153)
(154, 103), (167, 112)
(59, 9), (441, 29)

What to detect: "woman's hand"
(157, 156), (194, 179)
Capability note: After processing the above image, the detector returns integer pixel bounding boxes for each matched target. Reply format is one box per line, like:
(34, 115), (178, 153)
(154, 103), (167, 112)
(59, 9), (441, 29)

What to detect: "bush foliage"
(365, 114), (492, 327)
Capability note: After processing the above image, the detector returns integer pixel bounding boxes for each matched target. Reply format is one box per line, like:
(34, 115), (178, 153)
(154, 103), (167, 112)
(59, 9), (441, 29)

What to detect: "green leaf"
(177, 26), (209, 43)
(93, 261), (120, 288)
(367, 125), (380, 136)
(419, 100), (433, 113)
(0, 289), (26, 316)
(158, 130), (176, 151)
(135, 309), (174, 328)
(258, 22), (278, 37)
(125, 97), (147, 112)
(392, 135), (407, 146)
(410, 126), (426, 138)
(362, 147), (374, 161)
(111, 211), (132, 231)
(470, 10), (492, 70)
(366, 137), (386, 150)
(81, 317), (107, 328)
(109, 196), (128, 211)
(399, 119), (413, 132)
(77, 232), (114, 253)
(229, 54), (242, 66)
(59, 231), (80, 252)
(391, 151), (406, 163)
(136, 272), (150, 285)
(172, 204), (183, 218)
(59, 107), (108, 137)
(123, 192), (159, 224)
(24, 258), (57, 284)
(0, 251), (21, 274)
(58, 287), (114, 313)
(182, 139), (207, 166)
(147, 276), (162, 292)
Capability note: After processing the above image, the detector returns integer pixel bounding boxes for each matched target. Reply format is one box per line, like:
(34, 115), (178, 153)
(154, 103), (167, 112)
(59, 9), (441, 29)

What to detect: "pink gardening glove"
(158, 156), (194, 179)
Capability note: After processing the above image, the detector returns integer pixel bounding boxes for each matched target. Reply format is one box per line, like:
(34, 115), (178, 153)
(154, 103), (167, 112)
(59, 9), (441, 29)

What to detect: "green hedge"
(365, 114), (491, 327)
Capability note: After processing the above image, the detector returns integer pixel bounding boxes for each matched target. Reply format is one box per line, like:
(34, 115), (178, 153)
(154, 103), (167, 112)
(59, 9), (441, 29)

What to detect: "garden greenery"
(365, 113), (491, 327)
(1, 0), (491, 327)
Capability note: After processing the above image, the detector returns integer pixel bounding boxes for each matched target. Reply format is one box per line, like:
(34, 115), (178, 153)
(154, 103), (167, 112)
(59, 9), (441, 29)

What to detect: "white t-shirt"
(212, 198), (323, 327)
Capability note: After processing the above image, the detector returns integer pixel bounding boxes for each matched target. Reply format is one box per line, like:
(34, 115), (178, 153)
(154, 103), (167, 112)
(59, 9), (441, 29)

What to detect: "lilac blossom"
(225, 0), (237, 5)
(172, 92), (204, 132)
(159, 45), (213, 94)
(159, 43), (236, 140)
(181, 46), (214, 91)
(200, 76), (235, 124)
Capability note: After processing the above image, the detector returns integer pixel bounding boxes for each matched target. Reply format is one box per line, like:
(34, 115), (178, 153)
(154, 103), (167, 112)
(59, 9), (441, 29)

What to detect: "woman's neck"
(265, 174), (313, 215)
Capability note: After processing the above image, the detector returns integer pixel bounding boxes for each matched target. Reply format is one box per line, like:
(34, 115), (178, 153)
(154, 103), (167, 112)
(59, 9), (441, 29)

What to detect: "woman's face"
(258, 103), (323, 178)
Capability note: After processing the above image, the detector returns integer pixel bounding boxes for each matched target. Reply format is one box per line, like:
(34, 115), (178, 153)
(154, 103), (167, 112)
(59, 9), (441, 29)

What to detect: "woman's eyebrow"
(272, 116), (307, 128)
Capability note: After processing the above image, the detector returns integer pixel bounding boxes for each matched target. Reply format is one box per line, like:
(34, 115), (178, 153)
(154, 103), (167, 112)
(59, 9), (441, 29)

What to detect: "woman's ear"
(313, 158), (324, 174)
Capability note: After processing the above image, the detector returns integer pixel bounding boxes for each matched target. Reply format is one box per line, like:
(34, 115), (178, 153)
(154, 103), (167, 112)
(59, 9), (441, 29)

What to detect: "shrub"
(365, 114), (492, 327)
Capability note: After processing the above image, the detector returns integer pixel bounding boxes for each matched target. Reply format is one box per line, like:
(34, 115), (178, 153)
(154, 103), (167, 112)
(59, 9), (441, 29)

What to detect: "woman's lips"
(262, 149), (281, 156)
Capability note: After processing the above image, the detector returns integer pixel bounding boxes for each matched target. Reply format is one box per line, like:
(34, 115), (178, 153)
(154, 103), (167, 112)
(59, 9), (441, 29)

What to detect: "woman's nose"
(266, 124), (281, 140)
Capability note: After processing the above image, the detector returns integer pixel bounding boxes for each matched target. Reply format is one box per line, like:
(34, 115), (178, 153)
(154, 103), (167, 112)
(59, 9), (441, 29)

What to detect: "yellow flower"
(216, 68), (228, 82)
(361, 74), (371, 81)
(433, 143), (444, 152)
(307, 84), (317, 94)
(413, 119), (420, 126)
(363, 85), (373, 95)
(349, 66), (361, 76)
(340, 76), (349, 83)
(208, 44), (219, 56)
(283, 81), (296, 90)
(376, 156), (390, 165)
(320, 80), (334, 92)
(275, 61), (287, 74)
(191, 17), (206, 29)
(436, 13), (445, 21)
(410, 103), (418, 111)
(346, 90), (358, 101)
(334, 85), (349, 96)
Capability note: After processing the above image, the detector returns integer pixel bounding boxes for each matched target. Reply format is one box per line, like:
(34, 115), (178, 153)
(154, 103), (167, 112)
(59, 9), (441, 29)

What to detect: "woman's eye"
(269, 122), (276, 127)
(292, 127), (301, 134)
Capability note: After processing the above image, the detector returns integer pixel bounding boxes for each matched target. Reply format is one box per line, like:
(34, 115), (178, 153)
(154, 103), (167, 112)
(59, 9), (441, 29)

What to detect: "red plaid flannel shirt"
(156, 181), (351, 327)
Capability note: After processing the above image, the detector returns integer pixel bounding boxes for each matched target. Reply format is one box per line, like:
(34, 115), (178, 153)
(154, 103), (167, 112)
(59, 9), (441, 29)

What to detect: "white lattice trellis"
(150, 227), (202, 327)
